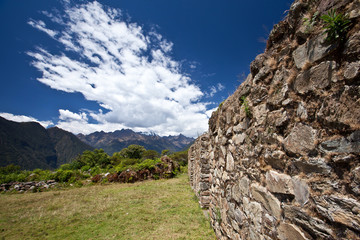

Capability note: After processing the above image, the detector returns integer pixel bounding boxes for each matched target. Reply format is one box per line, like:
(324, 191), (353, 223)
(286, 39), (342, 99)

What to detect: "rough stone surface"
(344, 61), (360, 80)
(319, 131), (360, 154)
(188, 1), (360, 239)
(283, 123), (317, 156)
(293, 34), (338, 69)
(294, 61), (336, 94)
(266, 170), (294, 195)
(315, 195), (360, 231)
(293, 157), (332, 174)
(343, 32), (360, 59)
(278, 223), (308, 240)
(251, 184), (282, 220)
(226, 151), (234, 171)
(0, 180), (57, 192)
(317, 85), (360, 129)
(292, 177), (309, 206)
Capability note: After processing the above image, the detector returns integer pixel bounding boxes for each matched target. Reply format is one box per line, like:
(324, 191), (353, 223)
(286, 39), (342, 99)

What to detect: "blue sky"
(0, 0), (293, 137)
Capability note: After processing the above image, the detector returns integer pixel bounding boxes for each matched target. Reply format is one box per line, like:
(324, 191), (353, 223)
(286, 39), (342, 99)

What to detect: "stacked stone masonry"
(188, 0), (360, 239)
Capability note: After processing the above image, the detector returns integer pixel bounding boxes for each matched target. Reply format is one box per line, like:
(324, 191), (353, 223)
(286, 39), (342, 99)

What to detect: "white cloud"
(205, 83), (225, 98)
(217, 83), (225, 91)
(188, 61), (200, 69)
(0, 113), (54, 128)
(27, 1), (210, 137)
(28, 19), (57, 38)
(207, 86), (217, 97)
(59, 109), (88, 121)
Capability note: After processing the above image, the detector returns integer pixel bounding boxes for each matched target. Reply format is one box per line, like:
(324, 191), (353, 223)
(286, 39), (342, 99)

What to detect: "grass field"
(0, 173), (215, 240)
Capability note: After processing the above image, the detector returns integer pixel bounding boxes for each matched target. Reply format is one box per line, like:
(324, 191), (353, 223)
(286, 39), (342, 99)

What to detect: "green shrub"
(73, 180), (84, 188)
(321, 9), (351, 42)
(16, 173), (28, 182)
(60, 164), (72, 171)
(79, 149), (110, 168)
(0, 164), (21, 175)
(90, 166), (101, 176)
(218, 101), (224, 111)
(101, 178), (109, 184)
(180, 166), (188, 173)
(240, 96), (252, 118)
(119, 145), (146, 159)
(55, 170), (74, 182)
(142, 150), (160, 160)
(69, 158), (86, 170)
(81, 165), (91, 172)
(169, 150), (188, 166)
(161, 149), (170, 156)
(135, 158), (161, 171)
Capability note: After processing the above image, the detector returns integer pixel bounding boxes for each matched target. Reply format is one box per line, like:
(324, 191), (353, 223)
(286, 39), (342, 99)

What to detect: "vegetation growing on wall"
(321, 9), (351, 42)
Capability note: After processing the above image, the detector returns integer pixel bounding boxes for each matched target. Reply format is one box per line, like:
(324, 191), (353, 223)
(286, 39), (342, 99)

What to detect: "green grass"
(0, 174), (215, 240)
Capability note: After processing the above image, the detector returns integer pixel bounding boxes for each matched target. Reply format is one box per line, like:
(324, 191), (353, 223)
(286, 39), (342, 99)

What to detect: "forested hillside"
(0, 117), (93, 170)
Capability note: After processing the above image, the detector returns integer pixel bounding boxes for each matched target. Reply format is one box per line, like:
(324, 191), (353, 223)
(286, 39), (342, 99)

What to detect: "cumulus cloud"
(27, 1), (210, 137)
(0, 113), (53, 128)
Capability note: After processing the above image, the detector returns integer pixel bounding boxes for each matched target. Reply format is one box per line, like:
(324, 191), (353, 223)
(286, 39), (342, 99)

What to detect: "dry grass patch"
(0, 174), (215, 240)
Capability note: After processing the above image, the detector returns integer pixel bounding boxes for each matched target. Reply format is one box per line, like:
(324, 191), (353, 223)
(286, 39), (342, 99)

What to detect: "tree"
(142, 150), (160, 160)
(169, 150), (188, 166)
(75, 149), (110, 168)
(119, 145), (146, 159)
(161, 149), (170, 156)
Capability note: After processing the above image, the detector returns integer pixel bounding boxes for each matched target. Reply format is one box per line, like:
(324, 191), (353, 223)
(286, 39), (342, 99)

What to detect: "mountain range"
(0, 116), (194, 170)
(77, 129), (194, 155)
(0, 117), (93, 170)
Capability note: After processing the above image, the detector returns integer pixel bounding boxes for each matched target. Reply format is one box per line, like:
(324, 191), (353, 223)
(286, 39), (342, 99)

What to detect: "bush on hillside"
(0, 145), (187, 187)
(119, 145), (146, 159)
(169, 150), (188, 166)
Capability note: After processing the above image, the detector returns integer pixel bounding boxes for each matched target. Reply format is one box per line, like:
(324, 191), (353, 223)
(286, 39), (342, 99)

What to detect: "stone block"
(243, 197), (263, 230)
(315, 195), (360, 231)
(293, 34), (338, 69)
(283, 205), (333, 239)
(266, 170), (294, 195)
(317, 86), (360, 129)
(294, 61), (336, 94)
(292, 177), (309, 207)
(278, 223), (309, 240)
(226, 151), (234, 171)
(233, 133), (246, 145)
(251, 183), (282, 220)
(283, 123), (317, 156)
(343, 32), (360, 59)
(319, 130), (360, 154)
(344, 61), (360, 80)
(293, 157), (331, 175)
(264, 150), (286, 170)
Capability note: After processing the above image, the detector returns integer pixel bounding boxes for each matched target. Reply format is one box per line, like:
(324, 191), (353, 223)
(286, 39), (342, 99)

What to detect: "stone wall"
(188, 133), (211, 208)
(188, 0), (360, 239)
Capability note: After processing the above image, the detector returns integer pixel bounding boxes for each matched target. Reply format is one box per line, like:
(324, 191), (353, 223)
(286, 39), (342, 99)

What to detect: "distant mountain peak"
(77, 129), (194, 155)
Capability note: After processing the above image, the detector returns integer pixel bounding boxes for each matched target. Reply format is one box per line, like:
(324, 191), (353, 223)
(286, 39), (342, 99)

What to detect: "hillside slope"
(47, 127), (94, 166)
(0, 117), (93, 170)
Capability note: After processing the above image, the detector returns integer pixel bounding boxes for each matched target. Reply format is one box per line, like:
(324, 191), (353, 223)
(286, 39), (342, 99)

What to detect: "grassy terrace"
(0, 173), (215, 240)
